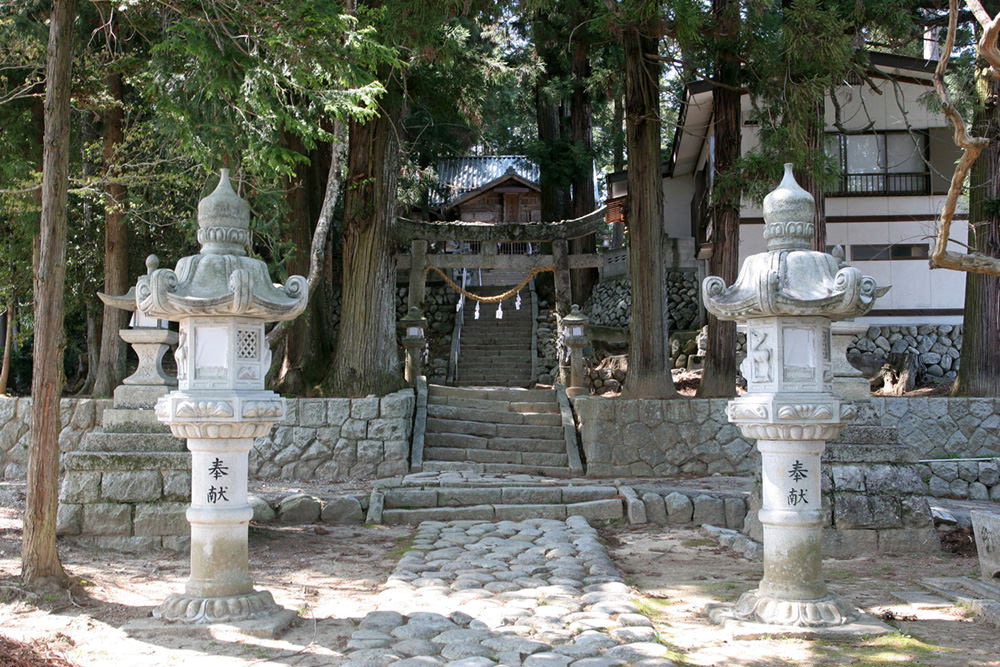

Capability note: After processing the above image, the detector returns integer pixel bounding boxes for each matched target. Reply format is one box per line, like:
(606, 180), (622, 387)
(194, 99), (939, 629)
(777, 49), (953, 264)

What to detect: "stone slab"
(972, 510), (1000, 579)
(122, 607), (297, 640)
(101, 408), (171, 433)
(707, 605), (893, 640)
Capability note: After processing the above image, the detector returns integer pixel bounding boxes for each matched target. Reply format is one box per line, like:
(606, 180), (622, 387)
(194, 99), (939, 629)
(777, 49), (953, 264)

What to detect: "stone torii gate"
(395, 207), (607, 316)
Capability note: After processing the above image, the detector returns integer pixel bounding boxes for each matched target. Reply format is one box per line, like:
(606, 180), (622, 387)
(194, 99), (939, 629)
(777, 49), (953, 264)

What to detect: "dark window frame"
(850, 243), (930, 261)
(826, 130), (931, 197)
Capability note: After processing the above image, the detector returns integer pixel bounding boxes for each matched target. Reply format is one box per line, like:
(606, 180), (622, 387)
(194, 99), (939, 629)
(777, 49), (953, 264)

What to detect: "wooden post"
(408, 239), (427, 310)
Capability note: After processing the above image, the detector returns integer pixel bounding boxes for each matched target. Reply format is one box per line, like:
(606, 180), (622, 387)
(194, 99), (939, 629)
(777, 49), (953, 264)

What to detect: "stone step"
(381, 484), (618, 509)
(63, 451), (190, 471)
(80, 431), (186, 453)
(425, 418), (565, 441)
(423, 446), (568, 467)
(427, 396), (558, 416)
(458, 362), (532, 372)
(458, 356), (532, 365)
(424, 432), (566, 454)
(420, 461), (576, 478)
(454, 380), (531, 388)
(101, 408), (171, 434)
(428, 385), (555, 402)
(426, 404), (524, 424)
(460, 344), (532, 351)
(380, 498), (622, 525)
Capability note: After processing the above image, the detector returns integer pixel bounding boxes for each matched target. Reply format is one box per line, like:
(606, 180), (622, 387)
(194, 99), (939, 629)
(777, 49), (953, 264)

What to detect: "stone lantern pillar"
(136, 169), (307, 628)
(562, 305), (589, 397)
(703, 164), (887, 628)
(400, 306), (427, 385)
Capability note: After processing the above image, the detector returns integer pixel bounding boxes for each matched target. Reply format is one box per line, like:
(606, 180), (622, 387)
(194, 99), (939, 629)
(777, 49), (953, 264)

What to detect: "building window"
(825, 131), (930, 196)
(850, 243), (929, 261)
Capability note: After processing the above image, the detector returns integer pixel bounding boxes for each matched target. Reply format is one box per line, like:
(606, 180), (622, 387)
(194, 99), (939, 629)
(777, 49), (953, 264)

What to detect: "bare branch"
(930, 0), (1000, 274)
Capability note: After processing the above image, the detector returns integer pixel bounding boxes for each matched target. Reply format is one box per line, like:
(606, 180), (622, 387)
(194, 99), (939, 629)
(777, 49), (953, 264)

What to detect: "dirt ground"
(1, 481), (998, 666)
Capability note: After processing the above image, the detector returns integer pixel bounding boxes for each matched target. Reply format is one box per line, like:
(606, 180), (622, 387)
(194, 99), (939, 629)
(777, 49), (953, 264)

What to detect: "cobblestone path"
(342, 516), (674, 666)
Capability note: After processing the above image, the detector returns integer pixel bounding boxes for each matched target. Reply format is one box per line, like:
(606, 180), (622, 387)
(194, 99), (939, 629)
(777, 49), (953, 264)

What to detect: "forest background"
(1, 0), (997, 404)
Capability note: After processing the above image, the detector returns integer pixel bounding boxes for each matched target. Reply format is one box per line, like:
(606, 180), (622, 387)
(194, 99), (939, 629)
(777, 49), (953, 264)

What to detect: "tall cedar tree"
(954, 53), (1000, 395)
(327, 74), (405, 396)
(621, 4), (677, 398)
(697, 0), (742, 397)
(92, 56), (128, 397)
(22, 0), (74, 590)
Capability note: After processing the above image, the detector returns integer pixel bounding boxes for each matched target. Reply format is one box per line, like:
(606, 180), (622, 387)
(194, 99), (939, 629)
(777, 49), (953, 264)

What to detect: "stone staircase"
(456, 285), (533, 387)
(420, 384), (581, 477)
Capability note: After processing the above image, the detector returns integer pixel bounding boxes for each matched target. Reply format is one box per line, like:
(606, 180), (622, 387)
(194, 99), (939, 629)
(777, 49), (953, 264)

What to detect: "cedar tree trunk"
(621, 19), (676, 399)
(273, 133), (332, 395)
(697, 0), (741, 398)
(23, 0), (74, 590)
(326, 81), (405, 396)
(570, 37), (597, 307)
(954, 73), (1000, 396)
(93, 70), (128, 397)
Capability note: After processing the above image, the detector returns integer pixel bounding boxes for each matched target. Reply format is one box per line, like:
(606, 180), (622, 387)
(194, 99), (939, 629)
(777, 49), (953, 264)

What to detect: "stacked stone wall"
(920, 458), (1000, 501)
(873, 396), (1000, 459)
(1, 391), (415, 484)
(847, 324), (962, 383)
(0, 398), (111, 480)
(584, 272), (701, 334)
(250, 389), (415, 481)
(573, 396), (1000, 477)
(536, 299), (558, 384)
(573, 397), (755, 476)
(395, 284), (459, 385)
(820, 446), (938, 556)
(58, 451), (190, 552)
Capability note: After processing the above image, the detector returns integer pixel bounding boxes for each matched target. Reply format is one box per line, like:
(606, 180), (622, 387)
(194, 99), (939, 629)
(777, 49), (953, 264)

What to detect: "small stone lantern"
(399, 306), (427, 385)
(136, 169), (307, 629)
(98, 265), (177, 405)
(562, 305), (589, 397)
(703, 164), (887, 628)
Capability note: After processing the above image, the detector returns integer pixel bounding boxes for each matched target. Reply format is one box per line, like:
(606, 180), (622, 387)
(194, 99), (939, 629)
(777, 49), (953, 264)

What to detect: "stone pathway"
(342, 516), (675, 666)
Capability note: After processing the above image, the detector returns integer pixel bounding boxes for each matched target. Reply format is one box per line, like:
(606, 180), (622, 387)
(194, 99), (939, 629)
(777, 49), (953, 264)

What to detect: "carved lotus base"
(154, 589), (284, 624)
(733, 590), (858, 627)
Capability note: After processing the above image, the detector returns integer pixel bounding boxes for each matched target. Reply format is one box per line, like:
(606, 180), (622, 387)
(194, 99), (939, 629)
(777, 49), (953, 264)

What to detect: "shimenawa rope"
(424, 265), (554, 303)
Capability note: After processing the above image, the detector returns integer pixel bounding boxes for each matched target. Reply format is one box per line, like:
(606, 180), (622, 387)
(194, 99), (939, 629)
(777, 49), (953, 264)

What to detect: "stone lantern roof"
(135, 170), (308, 321)
(703, 164), (888, 322)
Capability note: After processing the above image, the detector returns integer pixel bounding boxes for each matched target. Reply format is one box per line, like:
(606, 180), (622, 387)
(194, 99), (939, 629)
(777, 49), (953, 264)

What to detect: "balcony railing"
(833, 172), (930, 196)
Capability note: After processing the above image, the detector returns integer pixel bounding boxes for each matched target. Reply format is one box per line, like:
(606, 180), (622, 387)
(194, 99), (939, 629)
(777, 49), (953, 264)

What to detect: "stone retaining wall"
(572, 397), (753, 477)
(920, 458), (1000, 501)
(0, 398), (111, 480)
(573, 396), (1000, 477)
(250, 389), (416, 481)
(3, 394), (999, 482)
(1, 391), (415, 484)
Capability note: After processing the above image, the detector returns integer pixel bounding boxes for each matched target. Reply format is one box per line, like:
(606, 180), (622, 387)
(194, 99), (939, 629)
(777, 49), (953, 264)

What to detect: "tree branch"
(930, 0), (1000, 274)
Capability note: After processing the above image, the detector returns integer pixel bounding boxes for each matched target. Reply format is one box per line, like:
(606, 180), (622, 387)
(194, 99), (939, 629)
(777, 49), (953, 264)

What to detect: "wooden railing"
(833, 172), (930, 196)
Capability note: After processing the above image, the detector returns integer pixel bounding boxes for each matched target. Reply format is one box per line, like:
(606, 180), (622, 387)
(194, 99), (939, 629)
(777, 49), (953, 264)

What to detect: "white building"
(608, 53), (968, 326)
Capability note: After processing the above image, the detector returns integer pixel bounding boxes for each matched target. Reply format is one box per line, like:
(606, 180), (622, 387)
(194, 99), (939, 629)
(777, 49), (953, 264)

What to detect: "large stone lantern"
(137, 169), (307, 628)
(703, 164), (887, 628)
